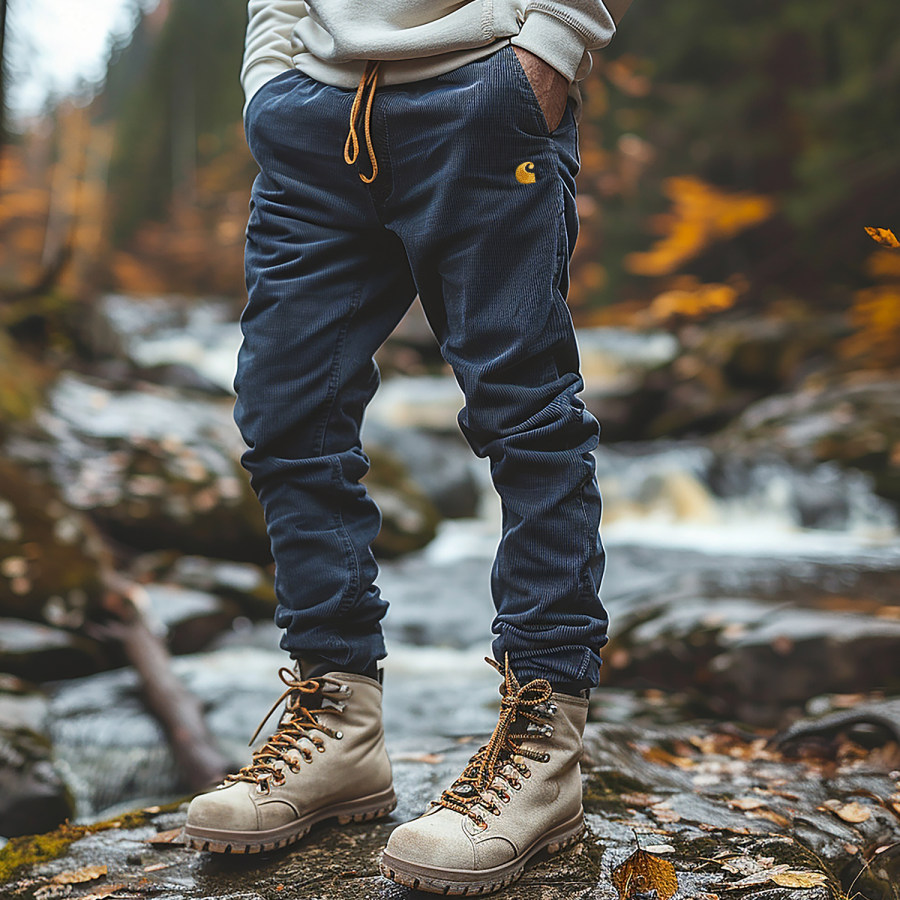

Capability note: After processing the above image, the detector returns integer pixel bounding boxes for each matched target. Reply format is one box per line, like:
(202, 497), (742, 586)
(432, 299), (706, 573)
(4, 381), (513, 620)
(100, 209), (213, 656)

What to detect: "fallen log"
(98, 573), (229, 792)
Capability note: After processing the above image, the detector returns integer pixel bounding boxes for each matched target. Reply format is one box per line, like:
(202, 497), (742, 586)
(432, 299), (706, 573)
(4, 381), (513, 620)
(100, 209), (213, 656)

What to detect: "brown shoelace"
(344, 59), (381, 183)
(223, 667), (346, 790)
(434, 658), (556, 829)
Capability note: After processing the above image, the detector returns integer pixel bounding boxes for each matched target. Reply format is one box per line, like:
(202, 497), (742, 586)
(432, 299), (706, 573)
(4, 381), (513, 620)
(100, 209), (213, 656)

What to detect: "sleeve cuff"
(242, 59), (294, 117)
(511, 10), (595, 83)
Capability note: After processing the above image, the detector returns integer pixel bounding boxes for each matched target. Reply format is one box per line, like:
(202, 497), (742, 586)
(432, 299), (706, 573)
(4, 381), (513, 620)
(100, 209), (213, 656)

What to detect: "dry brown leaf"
(146, 827), (185, 845)
(821, 799), (872, 823)
(52, 864), (108, 884)
(751, 808), (793, 828)
(391, 752), (445, 764)
(80, 884), (128, 900)
(611, 848), (678, 900)
(771, 871), (829, 887)
(650, 802), (682, 824)
(729, 797), (767, 811)
(865, 227), (900, 249)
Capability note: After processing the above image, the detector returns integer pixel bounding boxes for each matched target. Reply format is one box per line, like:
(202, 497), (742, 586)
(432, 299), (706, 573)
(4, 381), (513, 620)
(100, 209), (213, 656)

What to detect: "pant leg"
(383, 48), (608, 692)
(237, 70), (417, 672)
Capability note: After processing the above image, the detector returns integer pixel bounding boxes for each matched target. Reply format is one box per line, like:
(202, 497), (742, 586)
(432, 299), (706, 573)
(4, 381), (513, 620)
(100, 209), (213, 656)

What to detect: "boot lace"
(434, 657), (557, 829)
(223, 667), (347, 791)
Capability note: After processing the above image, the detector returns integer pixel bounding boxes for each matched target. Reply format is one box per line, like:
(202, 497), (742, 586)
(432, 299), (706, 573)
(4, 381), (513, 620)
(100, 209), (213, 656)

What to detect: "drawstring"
(344, 60), (381, 183)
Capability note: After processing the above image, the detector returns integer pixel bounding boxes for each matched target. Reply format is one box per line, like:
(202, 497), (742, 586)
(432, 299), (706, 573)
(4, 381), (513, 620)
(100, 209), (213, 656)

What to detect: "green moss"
(0, 799), (185, 886)
(0, 824), (87, 884)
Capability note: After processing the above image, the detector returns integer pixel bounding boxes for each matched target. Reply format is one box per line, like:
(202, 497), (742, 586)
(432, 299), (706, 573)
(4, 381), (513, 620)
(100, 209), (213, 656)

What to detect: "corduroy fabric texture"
(235, 46), (609, 692)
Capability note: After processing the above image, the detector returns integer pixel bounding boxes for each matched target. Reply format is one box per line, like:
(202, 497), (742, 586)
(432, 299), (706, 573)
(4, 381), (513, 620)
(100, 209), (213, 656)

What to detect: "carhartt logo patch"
(515, 161), (536, 184)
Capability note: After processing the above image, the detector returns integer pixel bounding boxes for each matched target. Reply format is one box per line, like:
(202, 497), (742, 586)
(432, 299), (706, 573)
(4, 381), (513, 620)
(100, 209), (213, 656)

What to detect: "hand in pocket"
(513, 46), (569, 131)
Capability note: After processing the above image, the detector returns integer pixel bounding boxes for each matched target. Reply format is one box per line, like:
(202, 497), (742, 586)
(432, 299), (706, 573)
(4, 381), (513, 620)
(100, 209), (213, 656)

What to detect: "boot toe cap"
(385, 809), (475, 870)
(186, 783), (259, 832)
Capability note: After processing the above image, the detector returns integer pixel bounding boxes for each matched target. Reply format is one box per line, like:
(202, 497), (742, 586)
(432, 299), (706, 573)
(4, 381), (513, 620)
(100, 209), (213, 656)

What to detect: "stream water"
(46, 296), (900, 823)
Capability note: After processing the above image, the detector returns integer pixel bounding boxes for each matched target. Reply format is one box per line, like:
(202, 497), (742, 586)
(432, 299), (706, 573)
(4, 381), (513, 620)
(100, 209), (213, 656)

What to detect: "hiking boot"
(184, 665), (395, 853)
(380, 657), (587, 894)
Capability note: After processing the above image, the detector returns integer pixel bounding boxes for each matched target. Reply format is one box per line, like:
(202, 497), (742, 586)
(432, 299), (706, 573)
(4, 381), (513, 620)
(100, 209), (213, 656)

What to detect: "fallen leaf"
(752, 807), (793, 828)
(865, 227), (900, 249)
(52, 864), (108, 885)
(729, 797), (767, 811)
(611, 848), (679, 900)
(650, 802), (682, 824)
(821, 799), (872, 823)
(146, 827), (184, 845)
(391, 752), (445, 764)
(771, 871), (829, 887)
(80, 884), (128, 900)
(143, 862), (175, 873)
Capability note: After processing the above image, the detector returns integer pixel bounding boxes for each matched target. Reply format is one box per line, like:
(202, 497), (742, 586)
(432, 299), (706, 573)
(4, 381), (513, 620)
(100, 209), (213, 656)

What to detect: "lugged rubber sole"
(183, 785), (397, 854)
(379, 810), (585, 895)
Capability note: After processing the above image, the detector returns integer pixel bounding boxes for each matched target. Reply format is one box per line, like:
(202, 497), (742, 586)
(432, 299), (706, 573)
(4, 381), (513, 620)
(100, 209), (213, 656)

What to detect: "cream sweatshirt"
(242, 0), (633, 111)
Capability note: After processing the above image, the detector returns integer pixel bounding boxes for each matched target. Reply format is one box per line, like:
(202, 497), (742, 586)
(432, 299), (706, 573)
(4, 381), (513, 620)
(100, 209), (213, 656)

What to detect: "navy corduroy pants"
(235, 45), (608, 692)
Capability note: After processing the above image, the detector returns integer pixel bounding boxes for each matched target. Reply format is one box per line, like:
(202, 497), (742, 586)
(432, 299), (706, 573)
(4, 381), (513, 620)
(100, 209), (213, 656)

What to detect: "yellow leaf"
(864, 227), (900, 249)
(771, 871), (829, 887)
(611, 848), (679, 900)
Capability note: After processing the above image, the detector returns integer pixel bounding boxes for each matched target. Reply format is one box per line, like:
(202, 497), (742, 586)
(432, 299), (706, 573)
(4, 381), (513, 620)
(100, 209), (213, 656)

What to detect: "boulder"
(601, 588), (900, 725)
(0, 619), (108, 682)
(0, 676), (73, 838)
(6, 373), (441, 562)
(0, 458), (107, 627)
(720, 374), (900, 505)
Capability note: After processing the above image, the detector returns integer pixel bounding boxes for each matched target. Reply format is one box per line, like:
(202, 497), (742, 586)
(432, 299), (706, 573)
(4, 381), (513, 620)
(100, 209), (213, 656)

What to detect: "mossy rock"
(0, 458), (106, 626)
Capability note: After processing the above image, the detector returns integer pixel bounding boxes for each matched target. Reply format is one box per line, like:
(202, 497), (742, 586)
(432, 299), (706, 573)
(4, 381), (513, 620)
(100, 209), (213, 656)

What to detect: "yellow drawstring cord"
(344, 60), (381, 183)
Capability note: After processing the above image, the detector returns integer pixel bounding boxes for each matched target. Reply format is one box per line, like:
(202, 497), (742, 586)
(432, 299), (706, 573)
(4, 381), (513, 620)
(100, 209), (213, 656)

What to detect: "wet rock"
(367, 374), (464, 433)
(364, 421), (483, 520)
(586, 315), (845, 443)
(0, 677), (73, 838)
(4, 713), (894, 897)
(134, 553), (277, 620)
(365, 445), (440, 557)
(0, 619), (108, 682)
(721, 375), (900, 505)
(142, 584), (238, 655)
(78, 293), (243, 395)
(6, 374), (441, 562)
(601, 589), (900, 724)
(0, 458), (107, 627)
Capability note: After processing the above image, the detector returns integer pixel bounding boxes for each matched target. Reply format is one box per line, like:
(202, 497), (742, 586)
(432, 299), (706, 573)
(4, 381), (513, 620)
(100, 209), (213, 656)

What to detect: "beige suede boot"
(184, 665), (395, 853)
(380, 658), (587, 894)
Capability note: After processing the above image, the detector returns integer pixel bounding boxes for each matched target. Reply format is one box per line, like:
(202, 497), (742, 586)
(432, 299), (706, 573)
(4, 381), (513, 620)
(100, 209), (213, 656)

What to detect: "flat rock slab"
(4, 712), (898, 900)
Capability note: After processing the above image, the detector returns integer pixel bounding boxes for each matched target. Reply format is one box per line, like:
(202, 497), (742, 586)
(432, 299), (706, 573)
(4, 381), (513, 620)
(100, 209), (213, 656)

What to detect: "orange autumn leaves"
(609, 176), (775, 326)
(843, 228), (900, 368)
(625, 177), (774, 278)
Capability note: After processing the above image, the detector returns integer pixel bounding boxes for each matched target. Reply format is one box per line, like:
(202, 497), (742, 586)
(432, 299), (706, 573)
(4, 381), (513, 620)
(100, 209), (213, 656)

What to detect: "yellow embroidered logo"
(515, 161), (536, 184)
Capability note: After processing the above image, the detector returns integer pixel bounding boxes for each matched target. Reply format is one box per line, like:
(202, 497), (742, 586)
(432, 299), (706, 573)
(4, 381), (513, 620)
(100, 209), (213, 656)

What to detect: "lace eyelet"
(540, 752), (551, 763)
(335, 731), (344, 740)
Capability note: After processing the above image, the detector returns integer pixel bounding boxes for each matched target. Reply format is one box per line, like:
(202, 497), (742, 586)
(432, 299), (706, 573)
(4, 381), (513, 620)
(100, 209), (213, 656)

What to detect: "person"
(184, 0), (631, 893)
